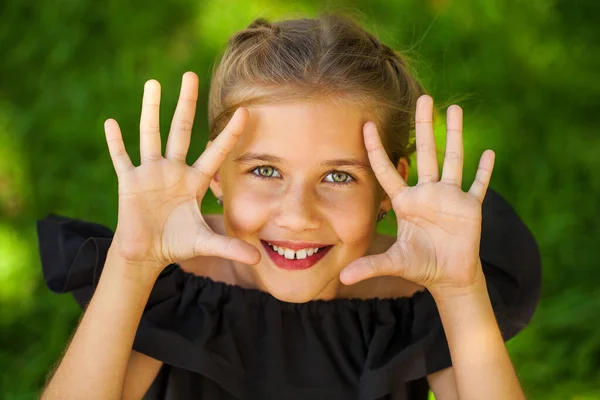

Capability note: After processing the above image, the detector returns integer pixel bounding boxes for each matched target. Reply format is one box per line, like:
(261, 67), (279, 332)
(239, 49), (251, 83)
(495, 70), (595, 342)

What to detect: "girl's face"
(210, 99), (400, 302)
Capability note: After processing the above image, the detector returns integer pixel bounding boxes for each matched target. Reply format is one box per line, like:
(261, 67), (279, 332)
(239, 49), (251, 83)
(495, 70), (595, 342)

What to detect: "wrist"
(104, 248), (162, 290)
(428, 259), (487, 301)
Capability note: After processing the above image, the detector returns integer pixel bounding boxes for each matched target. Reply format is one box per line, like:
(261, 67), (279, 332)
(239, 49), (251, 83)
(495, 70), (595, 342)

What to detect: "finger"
(339, 252), (403, 285)
(197, 233), (261, 265)
(468, 149), (495, 202)
(441, 105), (464, 186)
(192, 107), (249, 183)
(415, 95), (440, 184)
(140, 79), (162, 163)
(104, 119), (134, 176)
(165, 72), (198, 162)
(363, 121), (407, 201)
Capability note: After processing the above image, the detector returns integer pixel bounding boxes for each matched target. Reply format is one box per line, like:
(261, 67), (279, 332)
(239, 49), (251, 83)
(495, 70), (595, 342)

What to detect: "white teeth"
(296, 249), (307, 259)
(267, 242), (326, 259)
(284, 249), (295, 260)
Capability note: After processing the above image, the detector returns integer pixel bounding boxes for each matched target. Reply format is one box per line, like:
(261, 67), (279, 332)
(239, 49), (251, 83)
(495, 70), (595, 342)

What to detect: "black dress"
(36, 189), (542, 400)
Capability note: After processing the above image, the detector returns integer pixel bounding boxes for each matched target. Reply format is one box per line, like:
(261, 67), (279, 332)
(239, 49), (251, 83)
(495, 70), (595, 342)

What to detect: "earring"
(377, 210), (387, 222)
(216, 197), (223, 206)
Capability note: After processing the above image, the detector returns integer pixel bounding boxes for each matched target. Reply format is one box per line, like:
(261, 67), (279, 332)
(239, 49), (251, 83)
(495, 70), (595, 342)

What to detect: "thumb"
(339, 251), (404, 285)
(196, 233), (261, 265)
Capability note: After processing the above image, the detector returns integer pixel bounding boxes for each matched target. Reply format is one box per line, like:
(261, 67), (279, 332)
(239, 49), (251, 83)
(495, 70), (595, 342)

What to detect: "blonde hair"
(208, 13), (426, 166)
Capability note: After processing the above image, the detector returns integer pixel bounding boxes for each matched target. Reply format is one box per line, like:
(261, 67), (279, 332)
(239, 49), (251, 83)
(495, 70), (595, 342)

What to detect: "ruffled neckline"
(170, 262), (429, 314)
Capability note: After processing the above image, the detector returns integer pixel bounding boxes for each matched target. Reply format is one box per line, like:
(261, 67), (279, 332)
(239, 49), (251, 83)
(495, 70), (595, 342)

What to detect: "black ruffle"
(35, 189), (541, 400)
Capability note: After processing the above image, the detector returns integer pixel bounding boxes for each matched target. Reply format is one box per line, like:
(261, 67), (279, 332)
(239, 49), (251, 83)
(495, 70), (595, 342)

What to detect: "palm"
(341, 95), (495, 290)
(113, 161), (209, 266)
(389, 183), (483, 287)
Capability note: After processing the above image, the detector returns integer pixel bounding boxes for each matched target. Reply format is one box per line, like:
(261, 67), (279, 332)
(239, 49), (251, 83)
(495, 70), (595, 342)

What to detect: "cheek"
(222, 180), (274, 237)
(320, 187), (379, 247)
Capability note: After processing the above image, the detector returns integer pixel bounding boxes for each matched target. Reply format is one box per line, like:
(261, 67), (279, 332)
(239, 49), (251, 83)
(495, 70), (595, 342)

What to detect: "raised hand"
(104, 72), (260, 272)
(340, 95), (495, 291)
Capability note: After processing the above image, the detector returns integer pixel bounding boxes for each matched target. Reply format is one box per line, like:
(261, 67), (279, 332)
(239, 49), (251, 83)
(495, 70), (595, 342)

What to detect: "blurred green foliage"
(1, 0), (599, 398)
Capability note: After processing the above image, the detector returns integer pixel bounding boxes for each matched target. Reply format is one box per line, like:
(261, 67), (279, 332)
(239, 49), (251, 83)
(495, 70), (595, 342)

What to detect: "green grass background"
(1, 0), (599, 398)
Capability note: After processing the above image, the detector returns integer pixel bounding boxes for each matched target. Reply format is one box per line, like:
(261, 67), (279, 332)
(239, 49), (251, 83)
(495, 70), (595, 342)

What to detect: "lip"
(260, 240), (333, 271)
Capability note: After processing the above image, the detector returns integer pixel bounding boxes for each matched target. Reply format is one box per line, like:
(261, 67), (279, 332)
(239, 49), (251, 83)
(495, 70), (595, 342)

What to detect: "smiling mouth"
(260, 240), (333, 271)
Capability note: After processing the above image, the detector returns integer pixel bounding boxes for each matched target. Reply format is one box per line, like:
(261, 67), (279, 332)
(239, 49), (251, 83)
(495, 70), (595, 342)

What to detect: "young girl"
(36, 14), (541, 400)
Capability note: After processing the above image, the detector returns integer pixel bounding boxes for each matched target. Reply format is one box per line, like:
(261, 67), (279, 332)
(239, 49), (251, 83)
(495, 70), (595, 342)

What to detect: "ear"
(380, 157), (409, 211)
(206, 140), (224, 199)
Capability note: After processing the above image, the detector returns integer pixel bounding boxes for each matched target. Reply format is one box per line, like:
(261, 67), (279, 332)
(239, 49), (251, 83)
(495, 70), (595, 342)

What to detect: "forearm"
(42, 249), (160, 400)
(430, 262), (525, 400)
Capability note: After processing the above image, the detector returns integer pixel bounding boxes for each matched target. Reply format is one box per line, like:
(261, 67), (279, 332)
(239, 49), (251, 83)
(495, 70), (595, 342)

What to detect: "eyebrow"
(321, 158), (372, 171)
(233, 152), (283, 165)
(233, 152), (372, 171)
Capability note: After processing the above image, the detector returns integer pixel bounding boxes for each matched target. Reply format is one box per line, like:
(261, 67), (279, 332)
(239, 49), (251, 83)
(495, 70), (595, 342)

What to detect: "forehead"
(234, 99), (370, 156)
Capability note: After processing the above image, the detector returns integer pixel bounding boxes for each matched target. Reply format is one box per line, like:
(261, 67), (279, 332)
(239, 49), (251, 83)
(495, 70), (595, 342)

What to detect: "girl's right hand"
(104, 72), (260, 273)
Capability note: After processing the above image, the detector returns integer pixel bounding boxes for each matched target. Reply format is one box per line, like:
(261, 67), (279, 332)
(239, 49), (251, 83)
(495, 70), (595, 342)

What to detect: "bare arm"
(123, 351), (164, 400)
(430, 264), (526, 400)
(427, 367), (458, 400)
(41, 74), (261, 399)
(42, 250), (161, 400)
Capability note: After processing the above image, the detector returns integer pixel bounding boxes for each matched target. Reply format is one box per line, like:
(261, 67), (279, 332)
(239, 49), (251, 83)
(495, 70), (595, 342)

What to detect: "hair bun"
(247, 18), (281, 34)
(381, 44), (397, 60)
(248, 18), (271, 29)
(231, 18), (279, 44)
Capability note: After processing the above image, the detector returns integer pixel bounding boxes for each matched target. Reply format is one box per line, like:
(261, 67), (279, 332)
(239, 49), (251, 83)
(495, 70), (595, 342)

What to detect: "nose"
(274, 184), (321, 232)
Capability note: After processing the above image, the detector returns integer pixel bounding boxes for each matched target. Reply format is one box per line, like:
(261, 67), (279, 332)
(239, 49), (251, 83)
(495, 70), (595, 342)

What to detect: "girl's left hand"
(340, 95), (495, 293)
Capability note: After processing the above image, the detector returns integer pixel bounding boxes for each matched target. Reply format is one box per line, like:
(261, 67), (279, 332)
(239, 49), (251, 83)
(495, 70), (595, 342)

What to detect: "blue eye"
(251, 166), (282, 178)
(324, 171), (354, 185)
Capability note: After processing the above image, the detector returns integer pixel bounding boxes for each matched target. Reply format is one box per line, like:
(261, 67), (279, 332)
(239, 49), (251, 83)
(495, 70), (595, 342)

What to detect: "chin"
(252, 247), (344, 303)
(256, 271), (337, 303)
